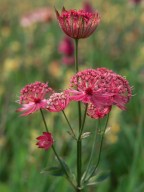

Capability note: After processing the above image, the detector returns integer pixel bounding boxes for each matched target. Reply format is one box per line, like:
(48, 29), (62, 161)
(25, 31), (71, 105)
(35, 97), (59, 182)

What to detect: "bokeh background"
(0, 0), (144, 191)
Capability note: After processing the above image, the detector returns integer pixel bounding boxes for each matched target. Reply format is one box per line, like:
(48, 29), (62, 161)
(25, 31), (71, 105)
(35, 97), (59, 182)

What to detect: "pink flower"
(95, 68), (132, 110)
(36, 132), (54, 150)
(83, 1), (93, 13)
(130, 0), (142, 5)
(17, 81), (53, 116)
(46, 91), (70, 112)
(58, 36), (74, 56)
(69, 68), (132, 110)
(87, 104), (111, 119)
(20, 8), (53, 27)
(55, 7), (100, 39)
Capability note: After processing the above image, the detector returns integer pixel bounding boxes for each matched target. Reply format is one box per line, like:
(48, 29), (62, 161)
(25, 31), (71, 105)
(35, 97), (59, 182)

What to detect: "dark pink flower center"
(85, 87), (93, 96)
(34, 98), (41, 103)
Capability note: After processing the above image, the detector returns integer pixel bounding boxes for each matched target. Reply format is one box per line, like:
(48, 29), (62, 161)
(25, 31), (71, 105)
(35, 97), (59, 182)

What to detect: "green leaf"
(40, 166), (64, 176)
(83, 171), (110, 186)
(96, 171), (110, 182)
(59, 158), (76, 184)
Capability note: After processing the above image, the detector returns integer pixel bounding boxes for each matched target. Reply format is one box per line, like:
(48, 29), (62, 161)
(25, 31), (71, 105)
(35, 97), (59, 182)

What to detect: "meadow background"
(0, 0), (144, 191)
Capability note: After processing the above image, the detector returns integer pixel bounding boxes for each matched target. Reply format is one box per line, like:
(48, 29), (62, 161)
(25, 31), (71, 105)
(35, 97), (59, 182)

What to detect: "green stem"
(78, 104), (88, 140)
(74, 38), (82, 191)
(83, 119), (100, 181)
(40, 109), (49, 132)
(62, 110), (77, 140)
(40, 109), (76, 190)
(86, 114), (110, 181)
(75, 39), (79, 73)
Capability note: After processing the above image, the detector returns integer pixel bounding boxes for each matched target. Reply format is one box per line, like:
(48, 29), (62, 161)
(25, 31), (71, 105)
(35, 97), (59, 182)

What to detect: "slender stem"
(78, 104), (88, 140)
(40, 109), (49, 132)
(86, 114), (110, 181)
(83, 119), (100, 181)
(75, 39), (79, 73)
(40, 109), (76, 190)
(62, 110), (77, 140)
(74, 38), (82, 191)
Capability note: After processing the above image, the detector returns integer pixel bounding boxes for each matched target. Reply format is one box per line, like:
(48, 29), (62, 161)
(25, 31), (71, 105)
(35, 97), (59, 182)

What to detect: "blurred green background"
(0, 0), (144, 191)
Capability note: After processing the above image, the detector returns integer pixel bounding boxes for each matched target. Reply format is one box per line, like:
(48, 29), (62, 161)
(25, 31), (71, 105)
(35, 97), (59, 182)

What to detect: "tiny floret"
(55, 7), (100, 39)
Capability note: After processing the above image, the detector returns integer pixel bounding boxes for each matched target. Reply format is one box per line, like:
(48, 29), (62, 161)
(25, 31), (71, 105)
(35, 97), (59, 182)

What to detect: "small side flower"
(36, 132), (54, 150)
(17, 81), (53, 116)
(46, 91), (70, 112)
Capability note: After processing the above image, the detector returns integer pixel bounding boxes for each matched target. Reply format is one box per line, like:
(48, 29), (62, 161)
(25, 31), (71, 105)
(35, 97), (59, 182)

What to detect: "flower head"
(20, 8), (53, 27)
(36, 132), (54, 150)
(69, 68), (132, 110)
(47, 91), (70, 112)
(17, 81), (53, 116)
(58, 36), (74, 56)
(55, 7), (100, 39)
(83, 1), (93, 13)
(130, 0), (142, 5)
(87, 104), (111, 119)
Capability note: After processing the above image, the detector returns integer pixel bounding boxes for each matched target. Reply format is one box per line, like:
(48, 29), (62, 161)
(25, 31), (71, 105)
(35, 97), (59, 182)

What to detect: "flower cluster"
(17, 81), (53, 116)
(55, 7), (100, 39)
(17, 68), (132, 119)
(47, 91), (70, 112)
(68, 68), (132, 118)
(20, 8), (53, 27)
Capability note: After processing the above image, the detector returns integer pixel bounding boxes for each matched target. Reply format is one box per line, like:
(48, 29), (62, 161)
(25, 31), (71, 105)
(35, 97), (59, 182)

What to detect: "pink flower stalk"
(20, 8), (53, 27)
(58, 36), (74, 56)
(36, 132), (54, 150)
(17, 81), (53, 116)
(47, 91), (70, 112)
(87, 104), (111, 119)
(69, 68), (132, 110)
(55, 7), (100, 39)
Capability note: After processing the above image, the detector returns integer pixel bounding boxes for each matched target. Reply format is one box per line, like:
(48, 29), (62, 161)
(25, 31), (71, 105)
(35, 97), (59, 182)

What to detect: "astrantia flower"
(55, 7), (100, 39)
(20, 8), (53, 27)
(36, 132), (54, 150)
(47, 91), (70, 112)
(130, 0), (142, 5)
(83, 1), (93, 13)
(69, 68), (132, 110)
(58, 36), (74, 56)
(95, 68), (132, 110)
(87, 103), (111, 119)
(17, 81), (53, 116)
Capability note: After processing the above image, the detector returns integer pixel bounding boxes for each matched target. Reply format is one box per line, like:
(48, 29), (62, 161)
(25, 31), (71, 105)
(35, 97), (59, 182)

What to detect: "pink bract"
(69, 68), (132, 110)
(17, 81), (53, 116)
(36, 132), (54, 150)
(47, 91), (70, 112)
(55, 7), (100, 39)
